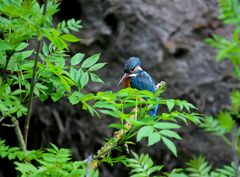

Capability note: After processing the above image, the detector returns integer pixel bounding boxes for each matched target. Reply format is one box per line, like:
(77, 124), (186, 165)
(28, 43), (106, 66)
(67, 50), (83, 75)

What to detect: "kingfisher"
(117, 57), (158, 116)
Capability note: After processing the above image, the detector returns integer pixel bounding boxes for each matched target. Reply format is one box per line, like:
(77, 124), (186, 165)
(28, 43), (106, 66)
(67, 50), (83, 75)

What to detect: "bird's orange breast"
(124, 77), (131, 87)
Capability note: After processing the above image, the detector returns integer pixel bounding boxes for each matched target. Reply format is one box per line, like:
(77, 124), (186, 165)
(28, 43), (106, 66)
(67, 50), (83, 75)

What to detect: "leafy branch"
(125, 152), (163, 177)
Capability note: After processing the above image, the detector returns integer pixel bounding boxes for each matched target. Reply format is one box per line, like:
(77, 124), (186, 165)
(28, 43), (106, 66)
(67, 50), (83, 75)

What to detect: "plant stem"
(2, 50), (14, 82)
(12, 117), (26, 151)
(222, 135), (233, 146)
(24, 40), (42, 147)
(231, 125), (239, 177)
(23, 0), (48, 148)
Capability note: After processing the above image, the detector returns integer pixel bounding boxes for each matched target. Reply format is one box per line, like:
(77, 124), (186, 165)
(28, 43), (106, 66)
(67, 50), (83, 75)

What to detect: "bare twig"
(12, 117), (26, 151)
(2, 123), (15, 127)
(0, 117), (6, 123)
(52, 109), (65, 133)
(85, 155), (93, 177)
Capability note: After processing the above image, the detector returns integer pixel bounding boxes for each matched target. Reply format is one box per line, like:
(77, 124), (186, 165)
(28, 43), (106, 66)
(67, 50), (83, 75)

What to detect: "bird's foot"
(156, 81), (166, 89)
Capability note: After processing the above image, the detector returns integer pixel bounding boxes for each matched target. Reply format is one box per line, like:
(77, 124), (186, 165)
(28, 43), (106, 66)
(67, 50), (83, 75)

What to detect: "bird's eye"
(130, 69), (134, 72)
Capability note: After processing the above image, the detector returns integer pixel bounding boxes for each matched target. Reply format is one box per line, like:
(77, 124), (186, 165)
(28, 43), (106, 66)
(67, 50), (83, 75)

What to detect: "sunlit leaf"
(137, 126), (153, 142)
(80, 72), (89, 88)
(71, 53), (84, 66)
(162, 137), (177, 156)
(148, 132), (161, 146)
(82, 53), (100, 68)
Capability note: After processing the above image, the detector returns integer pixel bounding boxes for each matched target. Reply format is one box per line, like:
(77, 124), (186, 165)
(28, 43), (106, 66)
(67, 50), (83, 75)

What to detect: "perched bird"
(117, 57), (158, 116)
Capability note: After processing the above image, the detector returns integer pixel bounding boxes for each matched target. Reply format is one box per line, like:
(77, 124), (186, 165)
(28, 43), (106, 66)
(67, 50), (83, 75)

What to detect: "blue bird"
(117, 57), (158, 116)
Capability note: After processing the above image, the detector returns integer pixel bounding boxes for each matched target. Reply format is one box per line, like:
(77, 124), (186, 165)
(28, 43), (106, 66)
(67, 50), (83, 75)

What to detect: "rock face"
(58, 0), (235, 113)
(1, 0), (237, 177)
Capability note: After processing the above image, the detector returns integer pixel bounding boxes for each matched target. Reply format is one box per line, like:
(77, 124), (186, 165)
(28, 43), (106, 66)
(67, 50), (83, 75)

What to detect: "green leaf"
(162, 137), (177, 156)
(51, 92), (62, 102)
(88, 63), (106, 71)
(148, 132), (161, 146)
(69, 67), (77, 81)
(159, 130), (182, 140)
(61, 34), (80, 42)
(147, 166), (163, 176)
(42, 42), (49, 56)
(90, 73), (104, 83)
(99, 109), (118, 118)
(16, 42), (29, 51)
(76, 68), (84, 86)
(15, 162), (37, 173)
(154, 122), (180, 129)
(166, 99), (175, 111)
(0, 40), (12, 50)
(19, 50), (33, 59)
(218, 112), (235, 132)
(231, 91), (240, 114)
(108, 123), (127, 130)
(71, 53), (85, 66)
(137, 126), (154, 142)
(68, 91), (84, 105)
(80, 72), (89, 88)
(82, 53), (100, 68)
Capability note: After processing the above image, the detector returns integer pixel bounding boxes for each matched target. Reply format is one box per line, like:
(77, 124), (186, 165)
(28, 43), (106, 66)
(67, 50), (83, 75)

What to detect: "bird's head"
(117, 57), (142, 86)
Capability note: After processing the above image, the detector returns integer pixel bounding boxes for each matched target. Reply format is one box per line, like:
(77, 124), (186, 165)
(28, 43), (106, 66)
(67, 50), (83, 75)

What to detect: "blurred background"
(1, 0), (238, 176)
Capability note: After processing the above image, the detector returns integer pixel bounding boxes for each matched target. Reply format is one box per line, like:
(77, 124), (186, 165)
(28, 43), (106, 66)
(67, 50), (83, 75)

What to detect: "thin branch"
(24, 40), (42, 147)
(0, 117), (6, 123)
(2, 123), (15, 127)
(24, 0), (48, 148)
(12, 117), (26, 151)
(2, 50), (14, 82)
(231, 125), (239, 177)
(85, 155), (93, 177)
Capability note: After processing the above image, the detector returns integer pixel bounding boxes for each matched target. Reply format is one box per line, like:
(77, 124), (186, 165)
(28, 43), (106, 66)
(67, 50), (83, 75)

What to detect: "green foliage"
(185, 156), (238, 177)
(218, 0), (240, 25)
(126, 154), (238, 177)
(0, 0), (105, 118)
(136, 122), (181, 156)
(203, 1), (240, 176)
(186, 156), (211, 177)
(125, 152), (163, 177)
(164, 156), (237, 177)
(0, 140), (99, 177)
(206, 0), (240, 81)
(58, 19), (82, 34)
(231, 90), (240, 115)
(72, 86), (200, 156)
(0, 0), (202, 176)
(201, 112), (235, 136)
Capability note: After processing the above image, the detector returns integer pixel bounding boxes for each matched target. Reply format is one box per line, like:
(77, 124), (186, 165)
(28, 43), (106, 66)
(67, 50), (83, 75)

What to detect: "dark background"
(1, 0), (238, 176)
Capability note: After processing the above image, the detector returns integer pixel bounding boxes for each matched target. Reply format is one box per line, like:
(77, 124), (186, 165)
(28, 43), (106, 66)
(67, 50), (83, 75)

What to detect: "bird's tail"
(149, 105), (158, 116)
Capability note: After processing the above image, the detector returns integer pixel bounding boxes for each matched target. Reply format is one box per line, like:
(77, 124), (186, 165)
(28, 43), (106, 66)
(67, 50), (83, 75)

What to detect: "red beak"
(117, 73), (129, 87)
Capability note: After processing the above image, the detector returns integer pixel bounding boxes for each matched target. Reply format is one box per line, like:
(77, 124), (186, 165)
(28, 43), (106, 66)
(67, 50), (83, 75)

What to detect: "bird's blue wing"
(130, 70), (158, 116)
(130, 70), (157, 93)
